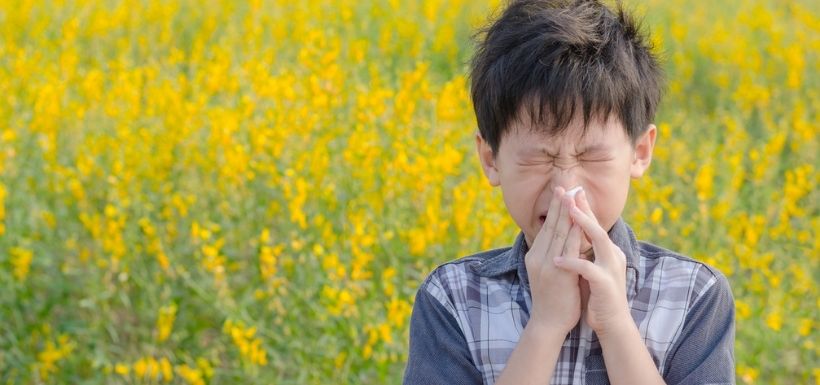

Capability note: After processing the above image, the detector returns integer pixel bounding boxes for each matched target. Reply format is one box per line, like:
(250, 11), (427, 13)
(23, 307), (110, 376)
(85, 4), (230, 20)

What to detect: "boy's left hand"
(553, 189), (631, 337)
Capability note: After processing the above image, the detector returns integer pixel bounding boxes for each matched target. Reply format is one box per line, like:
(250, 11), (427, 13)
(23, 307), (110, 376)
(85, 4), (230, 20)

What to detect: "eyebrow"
(518, 143), (612, 156)
(575, 144), (612, 155)
(517, 147), (553, 157)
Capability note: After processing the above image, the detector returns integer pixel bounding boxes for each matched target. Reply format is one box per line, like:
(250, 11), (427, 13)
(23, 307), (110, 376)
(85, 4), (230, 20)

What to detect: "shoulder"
(418, 246), (512, 312)
(637, 240), (733, 308)
(638, 245), (737, 383)
(630, 240), (735, 376)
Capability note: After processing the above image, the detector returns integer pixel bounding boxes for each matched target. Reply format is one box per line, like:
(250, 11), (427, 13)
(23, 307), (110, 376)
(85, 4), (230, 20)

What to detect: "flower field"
(0, 0), (816, 383)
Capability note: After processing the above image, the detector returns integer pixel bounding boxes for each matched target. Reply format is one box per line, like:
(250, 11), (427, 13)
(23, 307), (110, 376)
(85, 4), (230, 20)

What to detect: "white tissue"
(566, 186), (583, 197)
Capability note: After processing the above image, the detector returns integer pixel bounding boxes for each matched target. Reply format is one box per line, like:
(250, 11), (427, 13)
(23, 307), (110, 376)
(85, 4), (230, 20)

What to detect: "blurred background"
(0, 0), (816, 383)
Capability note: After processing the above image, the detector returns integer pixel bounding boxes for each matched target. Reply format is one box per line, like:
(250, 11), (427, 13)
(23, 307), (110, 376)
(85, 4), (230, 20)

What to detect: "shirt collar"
(470, 217), (641, 295)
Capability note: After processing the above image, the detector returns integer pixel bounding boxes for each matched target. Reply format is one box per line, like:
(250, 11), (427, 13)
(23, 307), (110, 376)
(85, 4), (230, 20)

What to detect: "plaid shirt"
(403, 218), (735, 385)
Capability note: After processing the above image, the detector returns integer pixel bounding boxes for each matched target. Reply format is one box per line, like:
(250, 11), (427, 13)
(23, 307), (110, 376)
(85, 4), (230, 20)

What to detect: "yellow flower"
(196, 357), (214, 379)
(735, 300), (751, 320)
(378, 323), (393, 344)
(798, 318), (812, 337)
(259, 239), (283, 281)
(387, 298), (413, 330)
(114, 363), (129, 375)
(334, 351), (347, 369)
(650, 207), (663, 224)
(156, 303), (177, 343)
(41, 210), (56, 229)
(694, 162), (714, 201)
(765, 311), (782, 331)
(739, 365), (759, 384)
(176, 364), (206, 385)
(36, 334), (75, 380)
(0, 184), (6, 235)
(223, 319), (267, 366)
(10, 247), (34, 282)
(160, 357), (174, 382)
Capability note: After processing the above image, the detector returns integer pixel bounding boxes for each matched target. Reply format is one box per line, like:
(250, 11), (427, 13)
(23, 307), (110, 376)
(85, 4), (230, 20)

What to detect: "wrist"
(594, 312), (637, 343)
(525, 317), (571, 343)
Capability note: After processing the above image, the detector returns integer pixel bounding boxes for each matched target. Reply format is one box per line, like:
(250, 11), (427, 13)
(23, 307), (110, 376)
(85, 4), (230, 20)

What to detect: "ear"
(476, 132), (501, 186)
(630, 124), (656, 179)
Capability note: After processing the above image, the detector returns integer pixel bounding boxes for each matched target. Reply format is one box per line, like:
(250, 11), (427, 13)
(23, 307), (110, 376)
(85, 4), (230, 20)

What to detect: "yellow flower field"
(0, 0), (816, 383)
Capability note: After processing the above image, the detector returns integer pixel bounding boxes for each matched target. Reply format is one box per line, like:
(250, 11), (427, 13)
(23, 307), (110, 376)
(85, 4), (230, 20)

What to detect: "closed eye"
(515, 158), (554, 166)
(580, 158), (613, 162)
(575, 145), (614, 159)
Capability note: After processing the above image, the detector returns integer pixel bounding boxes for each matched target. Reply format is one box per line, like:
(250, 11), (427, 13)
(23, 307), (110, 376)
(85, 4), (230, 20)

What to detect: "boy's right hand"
(524, 186), (583, 335)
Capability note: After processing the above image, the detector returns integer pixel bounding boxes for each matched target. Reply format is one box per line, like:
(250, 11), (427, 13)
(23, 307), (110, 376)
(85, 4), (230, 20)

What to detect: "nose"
(553, 157), (580, 171)
(551, 159), (581, 191)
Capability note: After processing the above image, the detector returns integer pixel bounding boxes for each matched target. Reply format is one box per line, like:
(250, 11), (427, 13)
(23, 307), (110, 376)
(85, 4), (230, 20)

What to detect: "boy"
(403, 1), (735, 384)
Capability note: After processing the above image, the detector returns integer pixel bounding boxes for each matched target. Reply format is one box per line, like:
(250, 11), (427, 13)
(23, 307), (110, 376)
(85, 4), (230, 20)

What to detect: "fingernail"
(553, 256), (564, 265)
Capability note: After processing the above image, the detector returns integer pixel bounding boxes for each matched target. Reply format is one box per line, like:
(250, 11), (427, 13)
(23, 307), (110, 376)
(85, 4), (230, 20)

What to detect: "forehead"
(504, 110), (627, 149)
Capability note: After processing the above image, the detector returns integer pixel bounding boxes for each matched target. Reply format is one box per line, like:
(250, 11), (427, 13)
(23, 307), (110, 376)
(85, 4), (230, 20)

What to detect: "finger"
(553, 256), (605, 283)
(561, 223), (581, 259)
(611, 247), (628, 268)
(542, 186), (564, 236)
(547, 192), (573, 258)
(569, 187), (595, 248)
(532, 186), (564, 254)
(569, 204), (612, 263)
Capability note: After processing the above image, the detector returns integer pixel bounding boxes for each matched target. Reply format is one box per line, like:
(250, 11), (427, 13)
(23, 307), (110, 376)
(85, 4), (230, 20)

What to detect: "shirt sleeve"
(662, 270), (736, 385)
(402, 279), (484, 385)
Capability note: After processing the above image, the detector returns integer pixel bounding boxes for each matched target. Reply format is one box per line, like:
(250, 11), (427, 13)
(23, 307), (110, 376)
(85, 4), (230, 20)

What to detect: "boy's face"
(476, 110), (656, 251)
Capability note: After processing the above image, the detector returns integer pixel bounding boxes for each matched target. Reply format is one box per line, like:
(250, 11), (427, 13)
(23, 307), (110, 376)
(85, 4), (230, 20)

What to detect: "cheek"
(501, 174), (545, 209)
(501, 167), (550, 195)
(499, 172), (548, 229)
(581, 169), (631, 230)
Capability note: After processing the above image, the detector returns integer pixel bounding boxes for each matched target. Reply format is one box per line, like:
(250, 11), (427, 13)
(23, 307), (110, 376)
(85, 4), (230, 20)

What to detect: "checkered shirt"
(404, 217), (735, 385)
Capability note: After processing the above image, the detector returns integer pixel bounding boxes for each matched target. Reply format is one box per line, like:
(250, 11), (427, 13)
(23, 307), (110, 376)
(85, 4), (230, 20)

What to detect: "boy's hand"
(553, 189), (631, 337)
(524, 186), (583, 335)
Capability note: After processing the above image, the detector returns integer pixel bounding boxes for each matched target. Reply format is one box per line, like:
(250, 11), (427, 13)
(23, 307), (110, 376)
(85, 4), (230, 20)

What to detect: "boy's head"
(470, 0), (663, 248)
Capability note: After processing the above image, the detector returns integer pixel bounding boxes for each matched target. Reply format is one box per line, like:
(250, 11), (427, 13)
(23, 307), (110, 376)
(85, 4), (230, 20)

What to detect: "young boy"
(403, 1), (735, 384)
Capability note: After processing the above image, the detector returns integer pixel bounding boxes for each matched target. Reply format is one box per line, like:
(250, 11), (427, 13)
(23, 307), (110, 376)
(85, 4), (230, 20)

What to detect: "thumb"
(574, 188), (598, 222)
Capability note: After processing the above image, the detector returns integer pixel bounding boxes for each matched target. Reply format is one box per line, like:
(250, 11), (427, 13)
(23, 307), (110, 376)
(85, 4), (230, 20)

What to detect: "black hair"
(470, 0), (663, 155)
